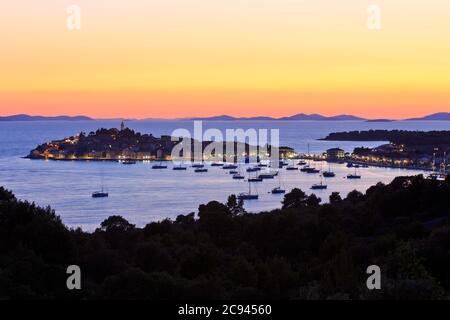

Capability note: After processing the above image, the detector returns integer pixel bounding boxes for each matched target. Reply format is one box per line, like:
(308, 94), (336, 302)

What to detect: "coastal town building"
(326, 148), (345, 160)
(279, 146), (296, 159)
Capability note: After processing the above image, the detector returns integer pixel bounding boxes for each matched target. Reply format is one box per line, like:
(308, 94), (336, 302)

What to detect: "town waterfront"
(1, 120), (449, 230)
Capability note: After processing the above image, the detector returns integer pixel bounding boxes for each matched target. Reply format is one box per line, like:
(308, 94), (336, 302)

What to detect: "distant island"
(0, 114), (94, 121)
(26, 123), (292, 161)
(187, 112), (450, 121)
(188, 113), (364, 121)
(27, 126), (177, 161)
(322, 130), (450, 146)
(365, 119), (394, 123)
(2, 112), (450, 122)
(407, 112), (450, 121)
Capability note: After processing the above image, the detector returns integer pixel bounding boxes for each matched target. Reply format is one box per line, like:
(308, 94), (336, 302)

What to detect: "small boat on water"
(173, 165), (187, 170)
(300, 159), (317, 173)
(195, 168), (208, 173)
(246, 167), (261, 172)
(231, 164), (245, 179)
(300, 165), (311, 172)
(304, 167), (320, 174)
(211, 162), (224, 167)
(271, 187), (286, 194)
(322, 163), (335, 177)
(297, 161), (307, 166)
(311, 183), (327, 190)
(248, 177), (263, 182)
(152, 162), (168, 169)
(258, 163), (268, 167)
(92, 191), (109, 198)
(192, 163), (205, 168)
(238, 181), (259, 200)
(286, 166), (298, 171)
(122, 160), (136, 165)
(347, 167), (361, 179)
(323, 171), (336, 177)
(311, 175), (327, 190)
(92, 170), (108, 198)
(271, 172), (286, 194)
(223, 164), (238, 170)
(238, 193), (258, 200)
(258, 172), (278, 179)
(92, 181), (108, 198)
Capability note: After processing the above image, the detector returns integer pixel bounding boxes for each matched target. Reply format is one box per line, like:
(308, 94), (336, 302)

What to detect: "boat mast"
(278, 171), (281, 188)
(100, 167), (105, 192)
(432, 152), (436, 174)
(442, 152), (447, 176)
(307, 143), (311, 165)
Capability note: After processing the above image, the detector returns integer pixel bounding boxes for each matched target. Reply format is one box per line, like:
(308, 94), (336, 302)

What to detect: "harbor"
(0, 152), (428, 230)
(1, 119), (449, 230)
(300, 148), (449, 177)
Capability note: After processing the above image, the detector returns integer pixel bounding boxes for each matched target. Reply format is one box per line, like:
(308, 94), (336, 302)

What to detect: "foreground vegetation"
(0, 175), (449, 299)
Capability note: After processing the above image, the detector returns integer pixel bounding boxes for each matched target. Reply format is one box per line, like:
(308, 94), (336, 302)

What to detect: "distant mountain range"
(0, 114), (94, 121)
(281, 113), (364, 121)
(189, 113), (364, 121)
(1, 112), (450, 122)
(189, 112), (450, 121)
(406, 112), (450, 121)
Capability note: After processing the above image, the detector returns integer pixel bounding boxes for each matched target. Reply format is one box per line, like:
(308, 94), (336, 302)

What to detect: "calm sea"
(0, 120), (449, 231)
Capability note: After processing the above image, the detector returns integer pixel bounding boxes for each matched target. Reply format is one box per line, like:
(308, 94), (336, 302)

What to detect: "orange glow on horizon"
(2, 89), (449, 120)
(1, 0), (449, 119)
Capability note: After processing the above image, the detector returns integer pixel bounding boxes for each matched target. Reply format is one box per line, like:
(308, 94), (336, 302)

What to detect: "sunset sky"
(1, 0), (450, 119)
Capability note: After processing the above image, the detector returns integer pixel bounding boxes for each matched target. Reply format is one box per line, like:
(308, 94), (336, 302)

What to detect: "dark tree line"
(0, 175), (450, 300)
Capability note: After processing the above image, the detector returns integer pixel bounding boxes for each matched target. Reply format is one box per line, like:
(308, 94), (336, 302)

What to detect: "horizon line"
(1, 111), (449, 121)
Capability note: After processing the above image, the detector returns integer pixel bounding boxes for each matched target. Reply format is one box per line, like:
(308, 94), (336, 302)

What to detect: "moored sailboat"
(92, 172), (108, 198)
(238, 180), (259, 200)
(322, 163), (335, 177)
(152, 161), (168, 169)
(223, 164), (238, 170)
(347, 167), (361, 179)
(271, 171), (286, 194)
(311, 175), (327, 190)
(173, 163), (187, 170)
